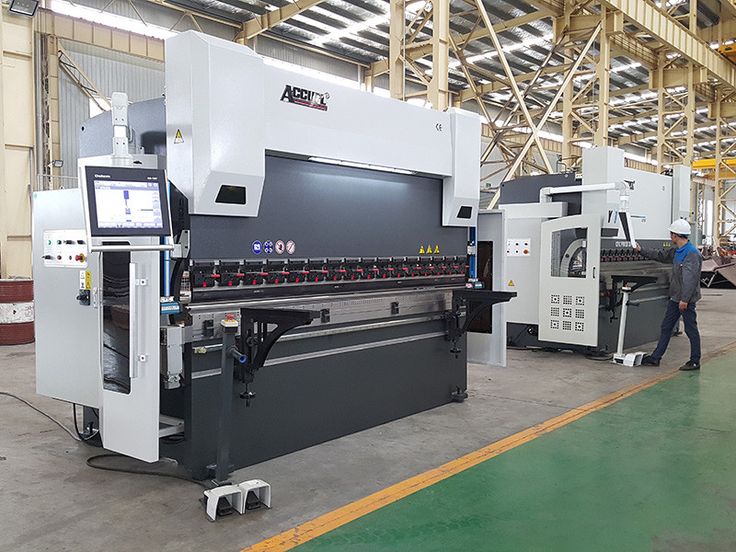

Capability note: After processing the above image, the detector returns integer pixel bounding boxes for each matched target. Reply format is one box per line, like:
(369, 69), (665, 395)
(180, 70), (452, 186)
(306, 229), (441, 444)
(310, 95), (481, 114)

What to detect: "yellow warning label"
(84, 270), (91, 290)
(174, 129), (184, 144)
(433, 245), (440, 254)
(508, 279), (515, 287)
(419, 245), (425, 254)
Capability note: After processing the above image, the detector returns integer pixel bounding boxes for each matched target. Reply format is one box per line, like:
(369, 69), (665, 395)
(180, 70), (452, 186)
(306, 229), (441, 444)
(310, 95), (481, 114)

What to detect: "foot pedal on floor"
(612, 352), (645, 366)
(203, 479), (271, 522)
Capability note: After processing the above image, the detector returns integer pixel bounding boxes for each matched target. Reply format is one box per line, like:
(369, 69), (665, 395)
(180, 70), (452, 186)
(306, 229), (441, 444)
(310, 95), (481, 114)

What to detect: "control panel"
(506, 238), (531, 257)
(41, 230), (88, 268)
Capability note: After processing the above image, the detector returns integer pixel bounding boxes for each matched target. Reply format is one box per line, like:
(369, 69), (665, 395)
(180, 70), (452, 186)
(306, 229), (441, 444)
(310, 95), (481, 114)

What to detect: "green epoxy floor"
(297, 352), (736, 552)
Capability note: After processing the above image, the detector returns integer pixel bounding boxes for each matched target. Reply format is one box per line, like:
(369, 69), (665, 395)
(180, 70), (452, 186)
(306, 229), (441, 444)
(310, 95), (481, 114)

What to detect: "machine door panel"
(100, 250), (160, 462)
(539, 215), (600, 346)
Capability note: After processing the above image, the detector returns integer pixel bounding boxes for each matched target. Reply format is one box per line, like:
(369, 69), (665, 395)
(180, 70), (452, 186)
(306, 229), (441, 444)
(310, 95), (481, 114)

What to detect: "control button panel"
(42, 230), (88, 268)
(506, 238), (531, 257)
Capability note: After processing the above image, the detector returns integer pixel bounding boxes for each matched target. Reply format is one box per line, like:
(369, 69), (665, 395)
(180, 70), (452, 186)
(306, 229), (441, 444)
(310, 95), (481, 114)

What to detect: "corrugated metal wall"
(59, 40), (164, 178)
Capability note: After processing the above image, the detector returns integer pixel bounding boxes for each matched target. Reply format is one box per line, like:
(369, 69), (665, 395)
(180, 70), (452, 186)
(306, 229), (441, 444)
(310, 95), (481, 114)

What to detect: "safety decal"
(419, 245), (425, 254)
(433, 245), (440, 254)
(275, 240), (285, 255)
(263, 241), (274, 254)
(174, 129), (184, 144)
(286, 240), (296, 255)
(508, 279), (515, 287)
(252, 241), (262, 255)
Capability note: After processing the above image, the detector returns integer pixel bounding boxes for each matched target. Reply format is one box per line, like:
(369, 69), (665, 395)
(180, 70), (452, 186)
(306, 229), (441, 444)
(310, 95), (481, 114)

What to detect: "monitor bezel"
(84, 165), (172, 237)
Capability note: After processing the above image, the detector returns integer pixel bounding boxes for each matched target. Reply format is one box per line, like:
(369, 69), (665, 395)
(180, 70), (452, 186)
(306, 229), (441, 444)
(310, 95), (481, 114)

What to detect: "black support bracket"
(445, 289), (516, 355)
(237, 307), (320, 404)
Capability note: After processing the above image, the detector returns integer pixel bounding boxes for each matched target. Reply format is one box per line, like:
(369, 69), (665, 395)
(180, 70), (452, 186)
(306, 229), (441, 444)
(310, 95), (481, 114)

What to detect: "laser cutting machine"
(32, 31), (514, 488)
(477, 146), (690, 356)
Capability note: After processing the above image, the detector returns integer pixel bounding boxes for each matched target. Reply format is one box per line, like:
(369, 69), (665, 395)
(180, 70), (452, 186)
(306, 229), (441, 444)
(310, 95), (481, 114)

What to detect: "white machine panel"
(538, 214), (601, 346)
(100, 250), (161, 463)
(468, 210), (508, 367)
(33, 190), (100, 408)
(164, 31), (480, 226)
(582, 146), (678, 241)
(41, 230), (88, 268)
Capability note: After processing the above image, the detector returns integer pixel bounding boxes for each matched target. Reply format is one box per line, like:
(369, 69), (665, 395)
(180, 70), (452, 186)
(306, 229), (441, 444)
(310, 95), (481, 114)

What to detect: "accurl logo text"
(280, 84), (329, 111)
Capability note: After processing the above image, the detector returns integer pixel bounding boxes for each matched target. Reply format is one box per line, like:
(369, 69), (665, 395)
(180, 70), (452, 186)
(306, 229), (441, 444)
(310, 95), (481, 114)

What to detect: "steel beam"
(370, 10), (551, 78)
(427, 0), (450, 111)
(600, 0), (736, 87)
(388, 0), (404, 100)
(238, 0), (325, 41)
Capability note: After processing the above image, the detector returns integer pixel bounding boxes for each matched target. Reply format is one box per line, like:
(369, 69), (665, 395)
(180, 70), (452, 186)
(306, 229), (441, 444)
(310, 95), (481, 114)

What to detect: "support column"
(427, 0), (449, 111)
(686, 0), (697, 227)
(594, 8), (610, 147)
(559, 1), (574, 163)
(656, 52), (666, 169)
(40, 34), (61, 187)
(388, 0), (404, 100)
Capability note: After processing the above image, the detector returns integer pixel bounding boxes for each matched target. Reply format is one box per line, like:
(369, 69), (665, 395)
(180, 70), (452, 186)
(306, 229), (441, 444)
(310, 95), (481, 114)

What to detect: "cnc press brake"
(477, 147), (690, 356)
(32, 31), (514, 484)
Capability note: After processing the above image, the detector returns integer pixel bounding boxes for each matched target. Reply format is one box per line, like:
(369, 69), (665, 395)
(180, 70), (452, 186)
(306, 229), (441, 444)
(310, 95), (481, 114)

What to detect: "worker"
(633, 219), (702, 370)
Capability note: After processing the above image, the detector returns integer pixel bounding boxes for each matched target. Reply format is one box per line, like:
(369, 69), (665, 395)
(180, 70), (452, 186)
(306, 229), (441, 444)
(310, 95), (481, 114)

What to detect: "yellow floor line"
(244, 340), (736, 552)
(244, 370), (680, 551)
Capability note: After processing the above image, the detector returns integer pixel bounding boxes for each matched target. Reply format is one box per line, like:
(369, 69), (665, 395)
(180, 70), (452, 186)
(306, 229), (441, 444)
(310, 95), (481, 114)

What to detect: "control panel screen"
(84, 166), (171, 237)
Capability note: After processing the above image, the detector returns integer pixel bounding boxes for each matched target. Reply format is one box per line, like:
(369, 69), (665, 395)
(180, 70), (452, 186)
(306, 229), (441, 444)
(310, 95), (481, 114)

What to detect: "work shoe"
(680, 361), (700, 371)
(641, 355), (660, 366)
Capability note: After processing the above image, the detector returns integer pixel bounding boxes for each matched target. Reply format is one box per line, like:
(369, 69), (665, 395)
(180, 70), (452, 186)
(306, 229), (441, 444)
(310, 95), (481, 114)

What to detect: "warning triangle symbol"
(174, 129), (184, 144)
(508, 279), (515, 287)
(433, 245), (440, 254)
(419, 245), (425, 254)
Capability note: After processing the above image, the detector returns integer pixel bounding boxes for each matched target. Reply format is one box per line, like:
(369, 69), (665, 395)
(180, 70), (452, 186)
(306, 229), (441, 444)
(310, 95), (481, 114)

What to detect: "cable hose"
(0, 391), (79, 441)
(86, 453), (209, 489)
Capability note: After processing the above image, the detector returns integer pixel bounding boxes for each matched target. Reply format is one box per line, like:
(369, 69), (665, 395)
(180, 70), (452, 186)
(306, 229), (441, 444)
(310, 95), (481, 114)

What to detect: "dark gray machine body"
(81, 104), (474, 478)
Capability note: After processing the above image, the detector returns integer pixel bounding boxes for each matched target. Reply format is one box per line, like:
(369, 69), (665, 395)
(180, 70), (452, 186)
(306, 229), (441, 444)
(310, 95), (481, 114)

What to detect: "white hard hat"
(668, 219), (691, 235)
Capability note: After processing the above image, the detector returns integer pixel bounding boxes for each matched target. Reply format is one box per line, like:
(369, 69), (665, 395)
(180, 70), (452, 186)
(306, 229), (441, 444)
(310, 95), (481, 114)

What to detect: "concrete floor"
(1, 289), (734, 552)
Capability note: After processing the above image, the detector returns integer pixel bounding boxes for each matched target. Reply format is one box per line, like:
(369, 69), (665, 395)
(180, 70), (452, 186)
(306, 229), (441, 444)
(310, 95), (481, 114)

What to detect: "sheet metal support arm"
(445, 289), (516, 352)
(237, 308), (320, 404)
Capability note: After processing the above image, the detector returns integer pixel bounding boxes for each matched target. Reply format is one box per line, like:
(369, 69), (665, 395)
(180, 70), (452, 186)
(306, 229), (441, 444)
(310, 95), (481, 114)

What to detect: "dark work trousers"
(652, 300), (701, 363)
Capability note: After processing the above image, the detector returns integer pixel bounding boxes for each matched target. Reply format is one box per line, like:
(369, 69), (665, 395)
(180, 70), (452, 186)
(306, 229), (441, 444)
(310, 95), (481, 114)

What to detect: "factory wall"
(0, 7), (34, 278)
(58, 41), (165, 179)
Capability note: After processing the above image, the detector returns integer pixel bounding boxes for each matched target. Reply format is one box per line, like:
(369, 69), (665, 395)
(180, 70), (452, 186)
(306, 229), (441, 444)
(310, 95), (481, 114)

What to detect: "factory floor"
(0, 289), (734, 552)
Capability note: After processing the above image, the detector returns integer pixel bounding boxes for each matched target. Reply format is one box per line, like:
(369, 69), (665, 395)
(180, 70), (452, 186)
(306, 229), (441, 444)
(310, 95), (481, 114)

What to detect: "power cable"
(85, 453), (209, 489)
(0, 391), (79, 442)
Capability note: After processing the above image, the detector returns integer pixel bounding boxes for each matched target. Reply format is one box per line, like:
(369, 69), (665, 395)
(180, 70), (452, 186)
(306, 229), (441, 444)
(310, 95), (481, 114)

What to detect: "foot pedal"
(612, 352), (645, 366)
(202, 480), (271, 521)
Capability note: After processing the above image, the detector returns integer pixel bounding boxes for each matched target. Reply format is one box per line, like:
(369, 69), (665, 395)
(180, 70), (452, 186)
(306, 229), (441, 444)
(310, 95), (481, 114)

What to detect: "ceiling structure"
(37, 0), (736, 242)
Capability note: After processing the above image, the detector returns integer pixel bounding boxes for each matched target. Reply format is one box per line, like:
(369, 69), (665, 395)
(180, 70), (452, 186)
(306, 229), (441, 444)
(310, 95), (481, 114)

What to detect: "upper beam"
(238, 0), (325, 41)
(600, 0), (736, 87)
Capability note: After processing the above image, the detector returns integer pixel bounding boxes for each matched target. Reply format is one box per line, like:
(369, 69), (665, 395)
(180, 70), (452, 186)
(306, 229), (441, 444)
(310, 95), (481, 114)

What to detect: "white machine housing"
(165, 31), (481, 226)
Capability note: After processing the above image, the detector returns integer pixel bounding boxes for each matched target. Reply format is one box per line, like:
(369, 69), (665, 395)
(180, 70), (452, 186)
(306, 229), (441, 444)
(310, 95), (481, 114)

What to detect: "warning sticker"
(79, 270), (91, 290)
(508, 279), (515, 287)
(433, 245), (440, 254)
(275, 240), (285, 255)
(174, 129), (184, 144)
(419, 245), (425, 254)
(286, 240), (296, 255)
